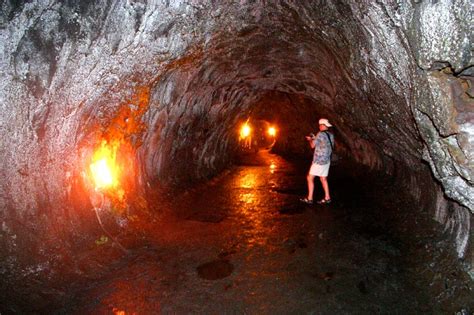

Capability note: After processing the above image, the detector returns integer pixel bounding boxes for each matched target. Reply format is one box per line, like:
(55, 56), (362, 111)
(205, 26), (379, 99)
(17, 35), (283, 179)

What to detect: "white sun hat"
(318, 118), (332, 127)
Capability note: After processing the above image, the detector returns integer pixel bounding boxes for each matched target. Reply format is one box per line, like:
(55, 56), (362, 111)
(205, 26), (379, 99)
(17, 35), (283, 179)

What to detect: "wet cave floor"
(51, 150), (473, 313)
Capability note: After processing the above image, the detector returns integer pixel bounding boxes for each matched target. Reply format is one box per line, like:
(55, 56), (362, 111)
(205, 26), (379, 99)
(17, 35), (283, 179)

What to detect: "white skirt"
(309, 162), (330, 177)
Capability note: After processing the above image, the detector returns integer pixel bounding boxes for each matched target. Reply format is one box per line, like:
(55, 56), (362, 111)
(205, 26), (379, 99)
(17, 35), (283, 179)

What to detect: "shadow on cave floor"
(15, 150), (473, 314)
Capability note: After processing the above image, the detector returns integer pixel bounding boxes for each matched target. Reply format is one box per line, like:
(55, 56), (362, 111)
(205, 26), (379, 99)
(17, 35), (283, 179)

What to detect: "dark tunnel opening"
(0, 0), (473, 313)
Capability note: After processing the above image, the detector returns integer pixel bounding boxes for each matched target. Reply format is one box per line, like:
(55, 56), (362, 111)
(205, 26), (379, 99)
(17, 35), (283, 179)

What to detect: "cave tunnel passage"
(0, 0), (473, 313)
(7, 149), (474, 313)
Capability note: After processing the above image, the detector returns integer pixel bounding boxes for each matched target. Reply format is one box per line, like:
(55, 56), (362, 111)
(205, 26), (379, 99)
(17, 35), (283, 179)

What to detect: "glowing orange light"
(268, 126), (276, 137)
(90, 159), (113, 188)
(240, 123), (251, 139)
(89, 140), (120, 190)
(113, 308), (137, 315)
(270, 162), (276, 174)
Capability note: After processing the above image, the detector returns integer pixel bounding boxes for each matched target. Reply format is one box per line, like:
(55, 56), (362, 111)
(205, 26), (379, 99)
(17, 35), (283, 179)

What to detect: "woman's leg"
(306, 174), (315, 200)
(319, 176), (330, 200)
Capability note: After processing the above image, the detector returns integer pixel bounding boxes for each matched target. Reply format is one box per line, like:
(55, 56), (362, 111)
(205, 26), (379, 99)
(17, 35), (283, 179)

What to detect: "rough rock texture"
(408, 0), (473, 212)
(0, 0), (472, 278)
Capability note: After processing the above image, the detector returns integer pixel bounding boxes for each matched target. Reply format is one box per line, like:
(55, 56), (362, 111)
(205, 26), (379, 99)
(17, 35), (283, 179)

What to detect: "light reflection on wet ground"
(59, 150), (472, 314)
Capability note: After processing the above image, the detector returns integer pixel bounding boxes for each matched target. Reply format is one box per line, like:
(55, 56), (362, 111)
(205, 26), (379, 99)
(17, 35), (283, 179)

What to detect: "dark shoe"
(317, 199), (331, 205)
(299, 198), (313, 205)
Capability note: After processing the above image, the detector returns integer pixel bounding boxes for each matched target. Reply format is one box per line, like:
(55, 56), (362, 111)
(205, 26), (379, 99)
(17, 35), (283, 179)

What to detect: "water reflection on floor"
(59, 150), (471, 314)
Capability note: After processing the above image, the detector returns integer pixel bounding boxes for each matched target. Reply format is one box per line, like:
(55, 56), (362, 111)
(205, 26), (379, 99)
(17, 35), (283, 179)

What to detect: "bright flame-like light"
(240, 124), (251, 138)
(90, 159), (113, 188)
(89, 141), (119, 190)
(268, 126), (276, 137)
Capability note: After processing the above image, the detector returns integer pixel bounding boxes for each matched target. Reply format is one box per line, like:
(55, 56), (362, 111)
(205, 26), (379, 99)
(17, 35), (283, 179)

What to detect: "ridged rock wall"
(0, 0), (472, 272)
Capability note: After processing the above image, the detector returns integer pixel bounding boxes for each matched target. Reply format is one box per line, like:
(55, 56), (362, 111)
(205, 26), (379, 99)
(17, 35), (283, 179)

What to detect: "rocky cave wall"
(0, 0), (472, 271)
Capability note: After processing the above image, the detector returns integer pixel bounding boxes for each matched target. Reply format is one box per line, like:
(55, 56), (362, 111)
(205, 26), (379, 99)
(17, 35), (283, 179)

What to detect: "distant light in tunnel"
(112, 308), (134, 315)
(268, 126), (277, 137)
(240, 123), (251, 139)
(270, 163), (276, 174)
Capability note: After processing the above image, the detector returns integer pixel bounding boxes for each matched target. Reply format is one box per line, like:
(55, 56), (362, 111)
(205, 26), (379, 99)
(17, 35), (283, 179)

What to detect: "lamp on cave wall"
(88, 139), (128, 253)
(240, 123), (251, 139)
(90, 159), (114, 189)
(88, 139), (128, 205)
(239, 121), (252, 149)
(89, 140), (119, 191)
(268, 126), (277, 137)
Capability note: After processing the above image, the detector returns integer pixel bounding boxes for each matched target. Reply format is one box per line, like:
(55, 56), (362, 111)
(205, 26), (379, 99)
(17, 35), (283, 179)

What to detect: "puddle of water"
(185, 212), (226, 223)
(270, 187), (304, 196)
(218, 250), (237, 259)
(197, 259), (234, 280)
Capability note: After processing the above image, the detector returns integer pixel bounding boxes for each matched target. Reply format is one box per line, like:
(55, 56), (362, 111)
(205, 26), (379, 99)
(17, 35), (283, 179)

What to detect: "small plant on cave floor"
(95, 235), (109, 246)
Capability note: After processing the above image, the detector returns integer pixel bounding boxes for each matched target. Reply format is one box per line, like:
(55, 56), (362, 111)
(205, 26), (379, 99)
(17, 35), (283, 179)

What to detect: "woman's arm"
(306, 135), (316, 149)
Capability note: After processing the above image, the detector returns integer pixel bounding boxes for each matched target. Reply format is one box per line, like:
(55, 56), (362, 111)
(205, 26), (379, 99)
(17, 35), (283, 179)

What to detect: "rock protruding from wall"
(405, 0), (473, 212)
(415, 70), (474, 210)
